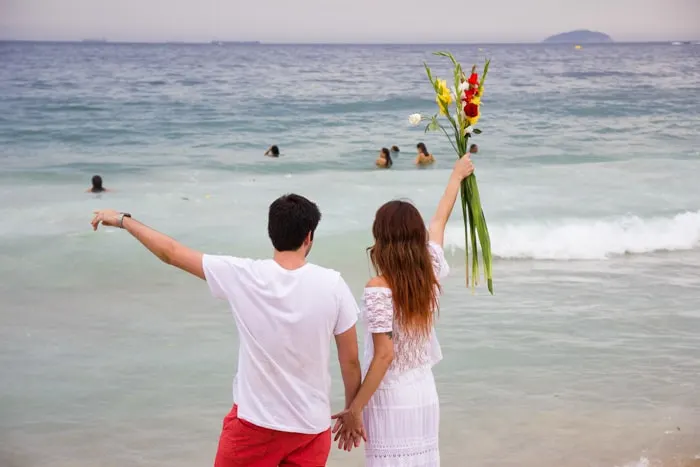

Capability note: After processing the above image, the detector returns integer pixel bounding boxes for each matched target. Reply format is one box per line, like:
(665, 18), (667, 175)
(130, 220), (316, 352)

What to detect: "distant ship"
(81, 38), (108, 43)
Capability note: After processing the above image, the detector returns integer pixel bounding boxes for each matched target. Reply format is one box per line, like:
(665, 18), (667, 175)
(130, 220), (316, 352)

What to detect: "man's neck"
(273, 250), (307, 271)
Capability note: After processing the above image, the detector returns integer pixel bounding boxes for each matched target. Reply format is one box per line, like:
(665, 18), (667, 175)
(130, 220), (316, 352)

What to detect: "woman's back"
(361, 241), (449, 385)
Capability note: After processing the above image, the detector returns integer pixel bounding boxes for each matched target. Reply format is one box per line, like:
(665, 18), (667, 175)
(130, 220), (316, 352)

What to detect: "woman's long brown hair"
(368, 200), (440, 338)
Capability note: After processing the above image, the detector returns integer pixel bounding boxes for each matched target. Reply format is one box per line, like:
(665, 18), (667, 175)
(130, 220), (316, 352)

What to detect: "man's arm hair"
(335, 325), (362, 409)
(344, 331), (393, 415)
(123, 217), (205, 280)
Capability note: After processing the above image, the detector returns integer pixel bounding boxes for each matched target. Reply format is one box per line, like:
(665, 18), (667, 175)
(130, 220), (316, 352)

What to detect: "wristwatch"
(118, 212), (132, 229)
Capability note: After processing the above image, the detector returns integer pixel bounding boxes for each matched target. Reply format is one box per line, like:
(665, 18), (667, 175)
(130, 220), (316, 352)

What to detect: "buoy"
(575, 44), (582, 50)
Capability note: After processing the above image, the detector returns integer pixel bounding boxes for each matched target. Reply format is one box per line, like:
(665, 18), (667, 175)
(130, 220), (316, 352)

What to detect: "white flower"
(408, 113), (422, 126)
(458, 81), (470, 92)
(465, 126), (474, 135)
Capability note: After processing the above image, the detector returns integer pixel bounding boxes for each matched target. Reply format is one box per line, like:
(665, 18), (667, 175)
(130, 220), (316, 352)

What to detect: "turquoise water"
(0, 42), (699, 467)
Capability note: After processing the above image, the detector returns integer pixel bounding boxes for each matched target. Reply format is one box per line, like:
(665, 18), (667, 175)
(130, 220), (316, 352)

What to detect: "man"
(91, 193), (364, 466)
(469, 143), (478, 155)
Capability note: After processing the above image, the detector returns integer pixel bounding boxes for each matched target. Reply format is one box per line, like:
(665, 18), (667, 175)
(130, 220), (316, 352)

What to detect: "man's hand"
(331, 407), (366, 451)
(91, 209), (122, 230)
(89, 209), (205, 280)
(452, 154), (474, 180)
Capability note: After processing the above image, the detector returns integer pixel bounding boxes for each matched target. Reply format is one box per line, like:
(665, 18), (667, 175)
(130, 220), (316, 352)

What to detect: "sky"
(0, 0), (698, 43)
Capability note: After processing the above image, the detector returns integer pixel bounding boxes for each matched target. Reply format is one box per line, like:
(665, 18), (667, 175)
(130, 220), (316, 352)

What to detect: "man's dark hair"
(268, 194), (321, 252)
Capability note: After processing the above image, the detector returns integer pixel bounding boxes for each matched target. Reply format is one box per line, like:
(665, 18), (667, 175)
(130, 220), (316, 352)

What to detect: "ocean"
(0, 41), (699, 467)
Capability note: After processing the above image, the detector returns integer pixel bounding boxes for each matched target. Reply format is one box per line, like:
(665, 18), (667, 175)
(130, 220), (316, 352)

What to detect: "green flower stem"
(439, 125), (459, 154)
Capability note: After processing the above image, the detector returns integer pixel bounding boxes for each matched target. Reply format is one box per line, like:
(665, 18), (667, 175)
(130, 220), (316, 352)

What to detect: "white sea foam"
(445, 210), (700, 260)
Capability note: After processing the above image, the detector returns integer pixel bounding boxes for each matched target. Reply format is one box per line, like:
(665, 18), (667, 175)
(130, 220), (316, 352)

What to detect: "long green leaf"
(464, 181), (479, 290)
(434, 51), (459, 67)
(424, 62), (438, 92)
(459, 182), (469, 287)
(467, 174), (494, 294)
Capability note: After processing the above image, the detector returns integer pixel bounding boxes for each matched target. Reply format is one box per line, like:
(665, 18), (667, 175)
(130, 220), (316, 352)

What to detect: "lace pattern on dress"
(364, 288), (393, 333)
(363, 288), (432, 375)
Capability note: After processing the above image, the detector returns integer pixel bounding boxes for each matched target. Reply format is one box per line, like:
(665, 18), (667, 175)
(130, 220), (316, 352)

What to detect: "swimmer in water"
(376, 147), (393, 169)
(86, 175), (109, 193)
(414, 142), (435, 166)
(469, 143), (478, 155)
(264, 145), (280, 158)
(391, 145), (400, 156)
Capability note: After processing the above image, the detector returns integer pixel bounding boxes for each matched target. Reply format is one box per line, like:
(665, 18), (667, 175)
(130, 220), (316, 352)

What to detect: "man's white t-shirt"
(202, 255), (359, 434)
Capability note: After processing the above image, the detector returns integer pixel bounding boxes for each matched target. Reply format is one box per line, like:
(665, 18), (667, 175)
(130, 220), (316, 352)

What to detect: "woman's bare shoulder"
(366, 276), (389, 288)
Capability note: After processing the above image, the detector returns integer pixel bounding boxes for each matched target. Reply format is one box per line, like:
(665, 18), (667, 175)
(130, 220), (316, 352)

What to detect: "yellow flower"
(435, 79), (452, 115)
(471, 96), (481, 106)
(467, 115), (480, 126)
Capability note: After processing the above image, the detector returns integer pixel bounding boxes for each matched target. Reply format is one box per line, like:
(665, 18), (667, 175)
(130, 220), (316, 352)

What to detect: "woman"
(264, 145), (280, 157)
(375, 147), (393, 169)
(415, 142), (436, 166)
(332, 155), (475, 465)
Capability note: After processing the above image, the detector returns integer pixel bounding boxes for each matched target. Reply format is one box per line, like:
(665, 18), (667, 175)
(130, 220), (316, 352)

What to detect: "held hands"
(331, 407), (367, 452)
(91, 209), (122, 230)
(452, 154), (474, 180)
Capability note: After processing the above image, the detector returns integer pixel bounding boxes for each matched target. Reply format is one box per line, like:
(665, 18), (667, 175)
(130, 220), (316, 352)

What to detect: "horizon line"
(0, 39), (695, 46)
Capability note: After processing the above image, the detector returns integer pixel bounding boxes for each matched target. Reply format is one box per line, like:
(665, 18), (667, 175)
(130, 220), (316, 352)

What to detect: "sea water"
(0, 42), (699, 467)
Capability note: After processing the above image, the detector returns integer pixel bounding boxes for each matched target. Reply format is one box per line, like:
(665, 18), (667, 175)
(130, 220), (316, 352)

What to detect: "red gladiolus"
(464, 102), (479, 117)
(463, 88), (476, 102)
(468, 73), (479, 85)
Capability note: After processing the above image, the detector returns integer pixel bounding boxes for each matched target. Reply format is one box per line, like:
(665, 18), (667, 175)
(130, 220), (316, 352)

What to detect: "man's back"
(203, 255), (358, 434)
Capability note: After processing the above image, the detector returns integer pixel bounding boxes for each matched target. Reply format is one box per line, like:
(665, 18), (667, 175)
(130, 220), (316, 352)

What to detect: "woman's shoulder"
(363, 277), (393, 315)
(365, 276), (390, 289)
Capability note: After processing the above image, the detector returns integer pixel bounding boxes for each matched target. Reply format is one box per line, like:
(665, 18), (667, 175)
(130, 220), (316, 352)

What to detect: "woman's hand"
(331, 407), (366, 451)
(452, 154), (474, 180)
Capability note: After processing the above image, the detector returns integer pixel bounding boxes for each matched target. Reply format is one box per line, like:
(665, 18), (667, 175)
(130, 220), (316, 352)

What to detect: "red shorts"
(214, 405), (331, 467)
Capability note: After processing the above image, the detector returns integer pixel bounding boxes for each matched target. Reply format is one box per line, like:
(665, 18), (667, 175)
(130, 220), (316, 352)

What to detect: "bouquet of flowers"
(410, 52), (493, 293)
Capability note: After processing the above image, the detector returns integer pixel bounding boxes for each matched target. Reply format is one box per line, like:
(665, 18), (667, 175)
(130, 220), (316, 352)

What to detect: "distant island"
(543, 30), (613, 44)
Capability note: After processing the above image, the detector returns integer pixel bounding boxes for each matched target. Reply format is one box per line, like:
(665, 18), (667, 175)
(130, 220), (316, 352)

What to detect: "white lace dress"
(361, 241), (450, 467)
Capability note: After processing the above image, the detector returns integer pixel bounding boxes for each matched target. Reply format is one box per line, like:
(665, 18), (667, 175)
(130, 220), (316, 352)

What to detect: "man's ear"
(303, 231), (313, 247)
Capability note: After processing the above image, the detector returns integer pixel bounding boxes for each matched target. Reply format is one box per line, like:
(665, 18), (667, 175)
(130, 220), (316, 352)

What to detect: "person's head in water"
(265, 145), (280, 157)
(469, 144), (478, 155)
(380, 147), (393, 168)
(391, 145), (400, 153)
(91, 175), (105, 193)
(416, 142), (429, 156)
(369, 200), (440, 338)
(268, 194), (321, 258)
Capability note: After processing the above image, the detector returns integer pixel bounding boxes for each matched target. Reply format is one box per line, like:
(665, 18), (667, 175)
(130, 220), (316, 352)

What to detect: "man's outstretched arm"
(91, 209), (204, 280)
